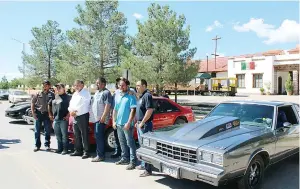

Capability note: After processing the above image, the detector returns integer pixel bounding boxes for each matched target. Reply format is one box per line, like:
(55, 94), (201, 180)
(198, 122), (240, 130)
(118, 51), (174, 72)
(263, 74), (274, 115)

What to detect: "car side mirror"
(283, 122), (292, 128)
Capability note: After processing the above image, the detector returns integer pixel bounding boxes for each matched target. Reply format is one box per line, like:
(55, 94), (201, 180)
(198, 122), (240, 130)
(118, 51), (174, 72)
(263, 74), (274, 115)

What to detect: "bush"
(285, 75), (293, 92)
(260, 88), (265, 93)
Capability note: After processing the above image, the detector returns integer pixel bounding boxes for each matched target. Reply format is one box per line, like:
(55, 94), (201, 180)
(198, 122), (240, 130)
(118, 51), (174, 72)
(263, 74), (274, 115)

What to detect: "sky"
(0, 1), (299, 80)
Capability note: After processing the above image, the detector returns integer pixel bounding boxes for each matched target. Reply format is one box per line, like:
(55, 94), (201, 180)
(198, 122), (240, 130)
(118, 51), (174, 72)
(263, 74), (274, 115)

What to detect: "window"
(153, 99), (179, 114)
(236, 74), (245, 88)
(253, 74), (263, 88)
(277, 106), (299, 129)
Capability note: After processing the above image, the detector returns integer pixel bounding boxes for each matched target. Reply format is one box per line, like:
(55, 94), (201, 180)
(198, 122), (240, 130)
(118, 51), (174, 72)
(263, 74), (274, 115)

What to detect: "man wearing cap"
(31, 80), (55, 152)
(90, 77), (112, 162)
(68, 79), (91, 159)
(48, 83), (71, 155)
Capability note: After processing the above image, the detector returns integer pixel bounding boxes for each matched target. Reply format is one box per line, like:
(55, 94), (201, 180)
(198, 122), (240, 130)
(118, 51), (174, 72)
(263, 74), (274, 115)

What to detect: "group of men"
(31, 77), (154, 177)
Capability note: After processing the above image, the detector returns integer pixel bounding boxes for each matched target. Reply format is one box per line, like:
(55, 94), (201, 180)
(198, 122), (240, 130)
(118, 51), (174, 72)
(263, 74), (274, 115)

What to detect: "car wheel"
(105, 128), (115, 152)
(237, 155), (265, 189)
(174, 118), (186, 125)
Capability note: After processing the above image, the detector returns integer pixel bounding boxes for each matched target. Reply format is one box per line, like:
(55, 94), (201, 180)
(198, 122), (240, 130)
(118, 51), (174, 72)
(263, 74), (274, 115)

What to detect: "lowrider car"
(5, 101), (31, 120)
(137, 100), (299, 189)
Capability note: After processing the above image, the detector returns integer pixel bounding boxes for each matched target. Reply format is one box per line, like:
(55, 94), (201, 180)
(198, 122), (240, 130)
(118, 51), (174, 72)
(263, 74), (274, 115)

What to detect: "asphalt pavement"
(0, 101), (299, 189)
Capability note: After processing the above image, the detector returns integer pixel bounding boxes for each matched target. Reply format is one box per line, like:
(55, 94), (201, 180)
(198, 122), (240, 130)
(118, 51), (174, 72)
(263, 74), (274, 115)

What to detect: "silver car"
(136, 100), (299, 189)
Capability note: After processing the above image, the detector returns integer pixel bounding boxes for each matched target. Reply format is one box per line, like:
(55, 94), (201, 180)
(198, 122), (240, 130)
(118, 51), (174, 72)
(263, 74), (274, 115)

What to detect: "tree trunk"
(175, 82), (178, 103)
(48, 56), (51, 79)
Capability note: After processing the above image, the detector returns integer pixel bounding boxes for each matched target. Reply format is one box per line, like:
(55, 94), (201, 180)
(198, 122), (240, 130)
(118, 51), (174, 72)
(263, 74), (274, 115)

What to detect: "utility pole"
(211, 35), (221, 69)
(12, 38), (26, 79)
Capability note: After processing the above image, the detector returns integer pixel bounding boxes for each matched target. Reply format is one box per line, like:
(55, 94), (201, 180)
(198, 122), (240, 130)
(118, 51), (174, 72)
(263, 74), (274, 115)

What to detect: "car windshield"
(14, 91), (28, 95)
(207, 103), (274, 128)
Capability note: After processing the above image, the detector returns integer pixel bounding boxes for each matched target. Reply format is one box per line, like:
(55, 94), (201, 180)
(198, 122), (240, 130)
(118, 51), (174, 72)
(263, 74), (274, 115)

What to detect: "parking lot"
(0, 100), (299, 189)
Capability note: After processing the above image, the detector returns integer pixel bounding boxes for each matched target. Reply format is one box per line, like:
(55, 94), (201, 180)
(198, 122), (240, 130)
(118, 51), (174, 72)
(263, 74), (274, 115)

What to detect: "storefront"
(227, 50), (300, 95)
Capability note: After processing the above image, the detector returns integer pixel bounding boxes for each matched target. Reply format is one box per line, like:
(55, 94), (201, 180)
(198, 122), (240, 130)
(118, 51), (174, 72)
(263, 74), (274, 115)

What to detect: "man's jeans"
(34, 111), (51, 148)
(117, 125), (137, 164)
(113, 128), (121, 155)
(53, 120), (68, 151)
(137, 121), (153, 173)
(94, 122), (105, 158)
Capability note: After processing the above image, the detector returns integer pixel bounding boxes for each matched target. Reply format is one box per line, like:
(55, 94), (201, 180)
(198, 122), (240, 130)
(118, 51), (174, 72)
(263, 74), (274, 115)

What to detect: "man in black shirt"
(49, 83), (71, 155)
(135, 79), (154, 177)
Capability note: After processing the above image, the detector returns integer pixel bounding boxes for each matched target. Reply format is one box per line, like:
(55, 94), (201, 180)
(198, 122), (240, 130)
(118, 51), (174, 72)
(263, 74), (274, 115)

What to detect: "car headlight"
(199, 151), (223, 166)
(142, 137), (156, 149)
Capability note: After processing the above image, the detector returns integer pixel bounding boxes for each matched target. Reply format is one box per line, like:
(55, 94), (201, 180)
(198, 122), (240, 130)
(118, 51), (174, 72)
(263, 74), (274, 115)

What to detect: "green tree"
(0, 76), (9, 89)
(57, 1), (127, 84)
(132, 3), (197, 95)
(9, 78), (23, 89)
(23, 20), (64, 81)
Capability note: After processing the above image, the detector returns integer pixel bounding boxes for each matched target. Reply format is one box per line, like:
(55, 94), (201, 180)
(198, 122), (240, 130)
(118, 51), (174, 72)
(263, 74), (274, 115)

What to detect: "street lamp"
(11, 38), (26, 79)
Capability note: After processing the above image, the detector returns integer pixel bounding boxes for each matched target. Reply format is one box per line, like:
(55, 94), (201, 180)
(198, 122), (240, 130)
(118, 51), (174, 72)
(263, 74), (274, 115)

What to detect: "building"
(197, 57), (228, 78)
(227, 45), (300, 95)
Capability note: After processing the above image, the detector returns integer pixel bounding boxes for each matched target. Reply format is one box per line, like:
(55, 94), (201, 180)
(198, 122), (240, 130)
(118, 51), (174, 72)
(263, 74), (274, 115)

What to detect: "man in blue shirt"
(113, 78), (137, 170)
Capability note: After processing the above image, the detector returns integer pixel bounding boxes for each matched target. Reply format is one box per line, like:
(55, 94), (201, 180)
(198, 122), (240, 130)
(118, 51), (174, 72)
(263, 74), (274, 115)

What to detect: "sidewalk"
(174, 94), (300, 104)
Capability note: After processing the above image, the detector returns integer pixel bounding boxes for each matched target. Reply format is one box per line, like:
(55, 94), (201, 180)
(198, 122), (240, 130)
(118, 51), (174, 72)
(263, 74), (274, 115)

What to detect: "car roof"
(220, 100), (298, 107)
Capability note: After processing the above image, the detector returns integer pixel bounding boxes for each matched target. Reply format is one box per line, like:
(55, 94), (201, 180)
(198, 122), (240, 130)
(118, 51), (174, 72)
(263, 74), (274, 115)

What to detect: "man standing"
(113, 78), (137, 170)
(68, 80), (91, 159)
(32, 80), (55, 152)
(110, 78), (122, 158)
(49, 83), (70, 155)
(135, 79), (154, 177)
(90, 78), (112, 162)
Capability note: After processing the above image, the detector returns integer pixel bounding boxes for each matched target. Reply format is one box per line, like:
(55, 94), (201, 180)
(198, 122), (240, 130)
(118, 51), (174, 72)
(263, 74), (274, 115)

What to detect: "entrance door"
(278, 77), (282, 94)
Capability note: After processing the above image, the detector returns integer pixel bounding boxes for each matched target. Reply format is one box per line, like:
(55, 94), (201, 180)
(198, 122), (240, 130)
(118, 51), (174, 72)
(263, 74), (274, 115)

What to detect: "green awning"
(196, 73), (211, 79)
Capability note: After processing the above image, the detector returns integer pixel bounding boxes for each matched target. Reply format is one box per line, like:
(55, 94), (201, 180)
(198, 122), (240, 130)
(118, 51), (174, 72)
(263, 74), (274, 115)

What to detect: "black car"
(5, 102), (31, 119)
(0, 90), (9, 100)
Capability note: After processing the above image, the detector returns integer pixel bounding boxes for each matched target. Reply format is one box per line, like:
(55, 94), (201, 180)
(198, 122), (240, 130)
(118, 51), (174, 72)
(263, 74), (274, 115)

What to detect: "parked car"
(136, 100), (299, 189)
(0, 90), (9, 100)
(68, 97), (195, 151)
(5, 101), (31, 120)
(8, 90), (31, 104)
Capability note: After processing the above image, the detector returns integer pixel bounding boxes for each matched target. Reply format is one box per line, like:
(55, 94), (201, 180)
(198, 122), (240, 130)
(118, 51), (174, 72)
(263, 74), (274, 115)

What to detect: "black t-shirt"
(49, 93), (71, 120)
(137, 90), (154, 123)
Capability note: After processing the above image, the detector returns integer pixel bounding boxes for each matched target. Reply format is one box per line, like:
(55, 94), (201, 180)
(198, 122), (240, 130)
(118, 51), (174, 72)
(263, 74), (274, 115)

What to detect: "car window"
(153, 99), (179, 114)
(14, 91), (28, 95)
(294, 104), (300, 117)
(207, 103), (274, 128)
(277, 106), (299, 128)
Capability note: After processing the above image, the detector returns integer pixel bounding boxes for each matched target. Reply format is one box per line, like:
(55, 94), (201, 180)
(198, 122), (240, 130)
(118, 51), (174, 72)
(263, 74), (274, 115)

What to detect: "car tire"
(104, 128), (115, 152)
(237, 155), (265, 189)
(174, 118), (186, 125)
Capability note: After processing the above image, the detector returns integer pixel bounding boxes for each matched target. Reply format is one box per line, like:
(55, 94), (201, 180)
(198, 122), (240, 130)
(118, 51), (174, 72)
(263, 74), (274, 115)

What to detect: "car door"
(274, 105), (300, 159)
(153, 99), (179, 129)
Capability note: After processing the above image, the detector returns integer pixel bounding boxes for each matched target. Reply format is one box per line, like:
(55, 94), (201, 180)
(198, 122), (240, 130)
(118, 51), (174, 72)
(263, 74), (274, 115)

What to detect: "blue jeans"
(34, 111), (51, 148)
(137, 121), (153, 173)
(53, 120), (68, 151)
(117, 125), (137, 164)
(94, 122), (105, 158)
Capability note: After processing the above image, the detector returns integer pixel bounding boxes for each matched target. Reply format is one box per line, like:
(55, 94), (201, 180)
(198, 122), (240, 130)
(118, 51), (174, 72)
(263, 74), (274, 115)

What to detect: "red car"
(68, 97), (195, 151)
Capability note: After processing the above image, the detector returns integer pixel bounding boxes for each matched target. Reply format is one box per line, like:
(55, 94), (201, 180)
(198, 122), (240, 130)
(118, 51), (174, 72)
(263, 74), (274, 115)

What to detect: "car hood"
(145, 116), (267, 150)
(6, 103), (31, 112)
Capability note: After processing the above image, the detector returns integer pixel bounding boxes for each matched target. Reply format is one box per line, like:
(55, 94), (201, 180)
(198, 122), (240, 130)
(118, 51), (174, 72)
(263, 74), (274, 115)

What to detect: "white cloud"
(133, 13), (143, 19)
(233, 18), (300, 45)
(205, 20), (223, 32)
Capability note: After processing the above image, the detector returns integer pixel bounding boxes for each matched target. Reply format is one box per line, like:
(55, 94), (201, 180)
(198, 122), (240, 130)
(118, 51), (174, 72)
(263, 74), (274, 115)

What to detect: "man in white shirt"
(68, 79), (91, 159)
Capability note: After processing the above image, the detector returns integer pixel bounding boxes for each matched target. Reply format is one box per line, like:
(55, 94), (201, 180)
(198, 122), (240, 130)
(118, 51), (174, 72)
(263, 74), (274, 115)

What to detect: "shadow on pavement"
(9, 120), (29, 125)
(0, 139), (21, 150)
(155, 153), (299, 189)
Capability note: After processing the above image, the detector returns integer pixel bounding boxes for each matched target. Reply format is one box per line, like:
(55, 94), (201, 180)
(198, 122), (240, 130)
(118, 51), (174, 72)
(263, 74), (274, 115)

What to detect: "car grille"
(157, 142), (197, 163)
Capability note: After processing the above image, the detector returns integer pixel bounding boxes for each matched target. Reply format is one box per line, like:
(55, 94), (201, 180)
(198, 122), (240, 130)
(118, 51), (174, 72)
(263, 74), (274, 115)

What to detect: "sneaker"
(82, 153), (90, 159)
(140, 171), (152, 177)
(136, 165), (145, 170)
(116, 159), (129, 165)
(126, 163), (136, 170)
(45, 146), (51, 151)
(70, 151), (83, 156)
(61, 150), (68, 155)
(91, 156), (105, 162)
(55, 149), (63, 154)
(33, 147), (40, 152)
(110, 153), (121, 159)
